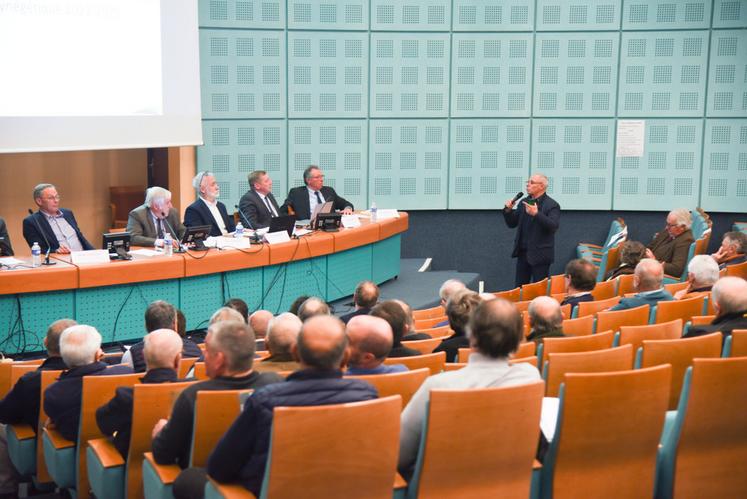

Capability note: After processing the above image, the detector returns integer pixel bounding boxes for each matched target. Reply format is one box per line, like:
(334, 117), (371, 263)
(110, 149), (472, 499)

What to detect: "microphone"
(27, 209), (57, 266)
(234, 204), (261, 243)
(511, 191), (524, 204)
(160, 211), (185, 253)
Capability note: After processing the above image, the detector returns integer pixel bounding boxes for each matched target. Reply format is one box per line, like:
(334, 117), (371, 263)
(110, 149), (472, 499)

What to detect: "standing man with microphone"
(503, 174), (560, 286)
(126, 187), (185, 248)
(23, 183), (93, 254)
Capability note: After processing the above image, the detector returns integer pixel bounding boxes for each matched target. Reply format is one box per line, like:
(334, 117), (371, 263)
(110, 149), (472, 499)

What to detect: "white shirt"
(307, 187), (325, 216)
(200, 197), (227, 234)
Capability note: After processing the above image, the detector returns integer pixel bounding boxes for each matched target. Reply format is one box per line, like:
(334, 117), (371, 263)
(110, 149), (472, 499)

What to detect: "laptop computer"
(269, 215), (297, 236)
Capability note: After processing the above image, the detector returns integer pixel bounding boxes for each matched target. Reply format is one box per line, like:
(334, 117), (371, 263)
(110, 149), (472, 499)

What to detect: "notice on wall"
(616, 120), (645, 157)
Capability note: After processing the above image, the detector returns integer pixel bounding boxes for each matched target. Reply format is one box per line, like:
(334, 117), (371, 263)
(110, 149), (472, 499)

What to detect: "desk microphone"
(160, 212), (185, 253)
(234, 204), (261, 243)
(27, 209), (56, 265)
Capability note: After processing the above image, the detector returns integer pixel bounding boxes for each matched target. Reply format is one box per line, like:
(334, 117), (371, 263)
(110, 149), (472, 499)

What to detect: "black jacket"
(0, 356), (67, 429)
(503, 193), (560, 266)
(433, 333), (470, 363)
(339, 307), (371, 324)
(685, 310), (747, 339)
(281, 185), (353, 221)
(129, 338), (204, 373)
(0, 216), (13, 256)
(22, 209), (94, 253)
(237, 190), (282, 230)
(183, 198), (235, 237)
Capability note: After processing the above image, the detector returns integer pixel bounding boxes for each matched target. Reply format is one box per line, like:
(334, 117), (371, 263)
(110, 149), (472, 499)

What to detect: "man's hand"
(523, 201), (538, 217)
(504, 199), (515, 210)
(711, 248), (726, 263)
(342, 207), (353, 215)
(152, 418), (168, 438)
(56, 244), (71, 254)
(644, 248), (655, 259)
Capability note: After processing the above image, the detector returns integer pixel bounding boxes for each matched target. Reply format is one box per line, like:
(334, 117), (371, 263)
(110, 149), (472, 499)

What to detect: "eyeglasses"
(310, 175), (324, 179)
(665, 223), (680, 228)
(42, 195), (61, 201)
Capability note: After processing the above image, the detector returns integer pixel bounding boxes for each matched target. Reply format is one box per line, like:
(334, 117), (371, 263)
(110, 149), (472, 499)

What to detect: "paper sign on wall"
(616, 120), (645, 157)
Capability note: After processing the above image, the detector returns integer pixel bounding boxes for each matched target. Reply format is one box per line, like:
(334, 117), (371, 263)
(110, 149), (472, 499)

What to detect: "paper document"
(616, 120), (645, 157)
(541, 397), (560, 442)
(129, 249), (161, 257)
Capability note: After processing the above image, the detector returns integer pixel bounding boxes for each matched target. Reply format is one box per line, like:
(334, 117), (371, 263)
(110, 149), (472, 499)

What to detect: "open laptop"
(268, 215), (296, 236)
(311, 201), (333, 230)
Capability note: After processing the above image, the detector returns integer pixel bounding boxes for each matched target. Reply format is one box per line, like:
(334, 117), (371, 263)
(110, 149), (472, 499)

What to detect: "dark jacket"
(605, 264), (635, 281)
(648, 229), (695, 278)
(561, 293), (594, 311)
(433, 333), (470, 363)
(206, 369), (377, 496)
(609, 289), (673, 312)
(237, 190), (282, 230)
(96, 368), (179, 458)
(0, 356), (67, 429)
(183, 198), (235, 237)
(44, 362), (133, 441)
(0, 216), (13, 256)
(339, 307), (371, 324)
(719, 254), (747, 270)
(281, 185), (353, 221)
(685, 310), (747, 339)
(527, 328), (566, 343)
(129, 338), (203, 373)
(388, 344), (421, 358)
(152, 371), (282, 469)
(22, 209), (94, 253)
(503, 193), (561, 266)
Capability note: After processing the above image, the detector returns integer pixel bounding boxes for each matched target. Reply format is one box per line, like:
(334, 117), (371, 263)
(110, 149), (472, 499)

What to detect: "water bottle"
(31, 242), (41, 267)
(235, 222), (244, 238)
(163, 233), (173, 257)
(370, 201), (377, 222)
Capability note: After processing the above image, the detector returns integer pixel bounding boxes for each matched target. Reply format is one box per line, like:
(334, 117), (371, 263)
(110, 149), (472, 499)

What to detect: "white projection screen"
(0, 0), (203, 153)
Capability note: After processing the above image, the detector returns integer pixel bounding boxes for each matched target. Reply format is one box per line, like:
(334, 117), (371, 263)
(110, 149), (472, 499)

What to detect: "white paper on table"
(264, 231), (291, 245)
(210, 236), (252, 250)
(129, 249), (161, 257)
(0, 257), (24, 266)
(294, 228), (312, 237)
(341, 215), (361, 228)
(70, 249), (111, 265)
(541, 397), (560, 442)
(376, 209), (399, 220)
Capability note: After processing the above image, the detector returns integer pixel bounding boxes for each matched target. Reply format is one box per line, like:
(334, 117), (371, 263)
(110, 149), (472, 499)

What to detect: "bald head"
(346, 315), (394, 369)
(468, 299), (523, 357)
(295, 315), (348, 370)
(45, 318), (77, 356)
(249, 310), (273, 339)
(353, 280), (380, 309)
(210, 306), (245, 325)
(144, 329), (182, 370)
(711, 276), (747, 315)
(297, 297), (330, 322)
(634, 258), (664, 291)
(528, 296), (563, 335)
(266, 312), (302, 358)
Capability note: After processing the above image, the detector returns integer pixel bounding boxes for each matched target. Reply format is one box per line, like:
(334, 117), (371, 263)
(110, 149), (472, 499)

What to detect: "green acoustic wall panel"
(326, 246), (372, 302)
(199, 0), (286, 29)
(288, 120), (367, 209)
(449, 119), (530, 209)
(536, 0), (621, 31)
(453, 0), (535, 31)
(701, 119), (747, 212)
(288, 0), (368, 30)
(622, 0), (711, 30)
(372, 235), (401, 283)
(707, 30), (747, 117)
(222, 267), (265, 311)
(262, 258), (328, 313)
(76, 281), (180, 344)
(370, 0), (451, 31)
(180, 275), (226, 331)
(0, 292), (74, 353)
(713, 0), (747, 28)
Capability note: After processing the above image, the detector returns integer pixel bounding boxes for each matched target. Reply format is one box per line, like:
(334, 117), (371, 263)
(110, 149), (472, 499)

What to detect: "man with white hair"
(645, 208), (695, 277)
(44, 325), (133, 441)
(674, 255), (720, 300)
(255, 313), (303, 373)
(433, 279), (467, 327)
(126, 186), (186, 247)
(527, 296), (565, 342)
(711, 231), (747, 270)
(685, 276), (747, 339)
(609, 259), (674, 311)
(183, 171), (235, 237)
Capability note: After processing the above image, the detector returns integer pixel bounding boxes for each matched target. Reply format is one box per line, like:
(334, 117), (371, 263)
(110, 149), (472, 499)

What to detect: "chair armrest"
(207, 478), (256, 498)
(394, 472), (407, 490)
(43, 427), (75, 450)
(8, 423), (35, 440)
(88, 437), (125, 468)
(143, 452), (180, 485)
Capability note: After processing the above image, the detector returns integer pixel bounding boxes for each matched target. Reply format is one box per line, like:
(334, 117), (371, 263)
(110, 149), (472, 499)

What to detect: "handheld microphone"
(234, 204), (261, 243)
(511, 191), (524, 204)
(27, 209), (57, 265)
(160, 212), (185, 253)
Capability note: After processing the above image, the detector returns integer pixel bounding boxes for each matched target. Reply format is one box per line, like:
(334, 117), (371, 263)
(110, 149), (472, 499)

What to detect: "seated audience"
(685, 277), (747, 339)
(371, 300), (420, 357)
(608, 259), (674, 311)
(346, 315), (406, 375)
(152, 321), (282, 469)
(645, 208), (695, 277)
(210, 306), (245, 324)
(340, 281), (379, 324)
(434, 279), (467, 327)
(44, 325), (133, 441)
(561, 259), (597, 311)
(673, 255), (720, 300)
(433, 290), (482, 362)
(224, 298), (249, 323)
(96, 329), (184, 458)
(711, 231), (747, 270)
(126, 186), (185, 248)
(255, 313), (303, 373)
(23, 183), (93, 253)
(605, 240), (646, 281)
(288, 295), (310, 317)
(297, 297), (330, 322)
(394, 299), (431, 341)
(398, 299), (540, 476)
(249, 310), (273, 340)
(527, 296), (565, 343)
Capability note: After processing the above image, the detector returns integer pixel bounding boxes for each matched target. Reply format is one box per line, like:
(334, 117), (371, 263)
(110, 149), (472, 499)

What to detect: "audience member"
(288, 295), (310, 317)
(96, 329), (183, 458)
(674, 255), (719, 300)
(371, 300), (420, 357)
(127, 186), (186, 248)
(297, 297), (330, 322)
(152, 321), (282, 470)
(645, 208), (695, 277)
(433, 290), (482, 362)
(393, 299), (431, 341)
(711, 231), (747, 270)
(605, 240), (646, 281)
(249, 310), (273, 339)
(685, 277), (747, 339)
(527, 296), (565, 342)
(434, 279), (467, 327)
(255, 313), (303, 373)
(44, 325), (133, 441)
(561, 259), (597, 310)
(346, 315), (406, 375)
(608, 259), (673, 311)
(340, 281), (380, 324)
(210, 307), (245, 324)
(398, 299), (540, 476)
(224, 298), (249, 323)
(22, 183), (93, 253)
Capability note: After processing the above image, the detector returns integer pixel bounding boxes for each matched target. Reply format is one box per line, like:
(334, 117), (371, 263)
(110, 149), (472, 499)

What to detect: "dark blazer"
(684, 310), (747, 339)
(96, 367), (179, 458)
(22, 209), (94, 253)
(281, 185), (353, 221)
(608, 289), (673, 312)
(433, 333), (470, 363)
(503, 194), (561, 266)
(339, 307), (371, 324)
(0, 216), (13, 256)
(0, 356), (67, 429)
(561, 293), (594, 311)
(183, 198), (235, 237)
(238, 190), (282, 229)
(648, 229), (695, 277)
(126, 205), (186, 247)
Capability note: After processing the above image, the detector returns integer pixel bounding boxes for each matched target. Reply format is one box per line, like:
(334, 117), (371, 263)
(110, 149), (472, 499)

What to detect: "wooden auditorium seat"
(616, 319), (683, 353)
(575, 295), (621, 318)
(383, 351), (445, 376)
(539, 331), (615, 366)
(401, 337), (442, 354)
(595, 305), (650, 333)
(544, 345), (634, 397)
(347, 368), (429, 406)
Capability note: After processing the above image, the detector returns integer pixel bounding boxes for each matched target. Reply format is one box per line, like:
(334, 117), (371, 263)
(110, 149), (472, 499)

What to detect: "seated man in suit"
(23, 183), (93, 254)
(608, 259), (673, 311)
(97, 329), (183, 458)
(0, 216), (13, 256)
(340, 280), (379, 324)
(44, 325), (133, 441)
(685, 277), (747, 339)
(527, 296), (565, 343)
(346, 315), (406, 375)
(238, 170), (282, 229)
(281, 165), (353, 220)
(645, 208), (695, 278)
(126, 186), (185, 248)
(673, 255), (719, 300)
(433, 290), (483, 362)
(711, 231), (747, 270)
(372, 300), (420, 357)
(183, 171), (235, 237)
(561, 259), (596, 311)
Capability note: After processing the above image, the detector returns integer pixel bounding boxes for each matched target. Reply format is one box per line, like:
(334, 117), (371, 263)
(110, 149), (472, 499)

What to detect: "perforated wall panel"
(701, 119), (747, 211)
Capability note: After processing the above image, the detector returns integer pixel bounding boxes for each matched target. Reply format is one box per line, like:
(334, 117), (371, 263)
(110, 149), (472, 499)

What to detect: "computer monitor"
(102, 232), (131, 260)
(268, 215), (297, 236)
(311, 201), (333, 230)
(182, 225), (212, 251)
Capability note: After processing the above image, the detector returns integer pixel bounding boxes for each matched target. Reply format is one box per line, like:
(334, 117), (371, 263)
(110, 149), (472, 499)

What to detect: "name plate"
(263, 231), (291, 245)
(341, 215), (361, 228)
(377, 209), (399, 220)
(70, 249), (111, 265)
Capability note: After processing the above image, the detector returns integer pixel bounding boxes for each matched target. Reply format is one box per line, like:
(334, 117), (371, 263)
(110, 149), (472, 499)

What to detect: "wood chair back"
(731, 330), (747, 357)
(690, 315), (715, 326)
(596, 305), (650, 333)
(0, 359), (43, 398)
(521, 278), (548, 301)
(664, 281), (689, 295)
(178, 358), (198, 379)
(457, 348), (470, 363)
(546, 365), (671, 499)
(616, 274), (636, 296)
(655, 295), (706, 324)
(590, 280), (617, 301)
(545, 345), (633, 397)
(493, 287), (520, 302)
(192, 362), (208, 380)
(576, 296), (621, 317)
(442, 363), (466, 372)
(725, 260), (747, 279)
(600, 243), (622, 279)
(515, 300), (531, 313)
(413, 382), (544, 498)
(639, 333), (722, 410)
(412, 305), (445, 321)
(414, 316), (448, 330)
(37, 370), (63, 483)
(618, 319), (683, 353)
(673, 357), (747, 497)
(562, 315), (595, 337)
(262, 396), (401, 498)
(401, 337), (442, 354)
(510, 356), (539, 367)
(9, 364), (38, 386)
(383, 351), (445, 376)
(514, 341), (537, 359)
(549, 274), (566, 294)
(347, 368), (429, 406)
(417, 324), (452, 339)
(541, 331), (614, 365)
(551, 293), (568, 303)
(191, 390), (249, 467)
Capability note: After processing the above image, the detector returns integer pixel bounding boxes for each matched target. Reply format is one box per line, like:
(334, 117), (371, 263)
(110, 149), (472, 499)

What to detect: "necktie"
(315, 191), (322, 204)
(265, 197), (276, 217)
(157, 218), (164, 239)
